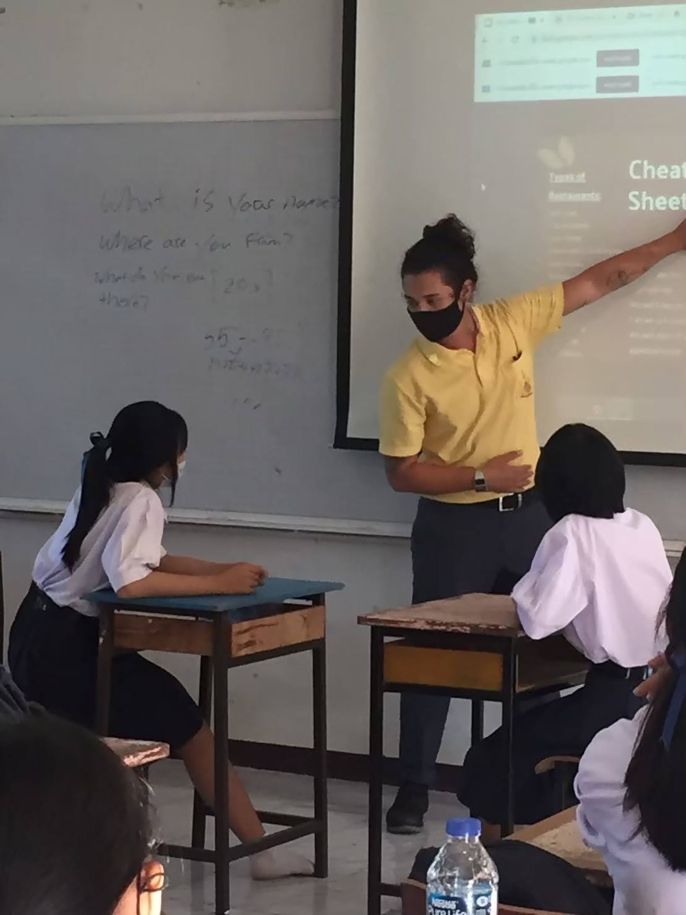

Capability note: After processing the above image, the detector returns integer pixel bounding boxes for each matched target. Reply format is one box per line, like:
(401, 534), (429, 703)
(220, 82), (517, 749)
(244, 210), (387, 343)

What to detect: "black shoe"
(386, 782), (429, 835)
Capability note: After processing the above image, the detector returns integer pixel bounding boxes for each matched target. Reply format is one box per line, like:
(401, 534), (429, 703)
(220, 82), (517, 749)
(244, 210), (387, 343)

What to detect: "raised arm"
(562, 218), (686, 316)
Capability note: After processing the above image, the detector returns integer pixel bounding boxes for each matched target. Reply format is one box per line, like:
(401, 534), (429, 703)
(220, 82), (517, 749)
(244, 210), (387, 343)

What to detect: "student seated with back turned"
(0, 714), (166, 915)
(457, 423), (671, 828)
(576, 548), (686, 915)
(8, 400), (312, 880)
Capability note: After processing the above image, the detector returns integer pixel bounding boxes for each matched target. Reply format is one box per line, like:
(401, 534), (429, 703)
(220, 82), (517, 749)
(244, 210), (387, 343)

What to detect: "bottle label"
(427, 890), (496, 915)
(473, 889), (496, 915)
(427, 895), (465, 915)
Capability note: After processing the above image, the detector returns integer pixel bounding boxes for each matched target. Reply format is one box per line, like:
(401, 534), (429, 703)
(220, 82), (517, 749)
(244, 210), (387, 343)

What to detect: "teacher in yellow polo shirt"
(381, 213), (686, 834)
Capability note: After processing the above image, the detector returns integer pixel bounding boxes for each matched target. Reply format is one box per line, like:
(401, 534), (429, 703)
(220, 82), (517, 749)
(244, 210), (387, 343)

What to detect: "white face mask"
(161, 461), (186, 488)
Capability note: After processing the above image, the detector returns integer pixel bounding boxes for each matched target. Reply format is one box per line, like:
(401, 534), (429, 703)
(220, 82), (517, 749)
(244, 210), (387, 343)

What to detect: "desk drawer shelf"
(383, 637), (588, 695)
(113, 604), (325, 658)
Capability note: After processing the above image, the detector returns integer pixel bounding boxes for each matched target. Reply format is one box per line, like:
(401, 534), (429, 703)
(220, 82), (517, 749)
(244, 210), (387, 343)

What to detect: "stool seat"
(535, 755), (581, 776)
(103, 737), (170, 769)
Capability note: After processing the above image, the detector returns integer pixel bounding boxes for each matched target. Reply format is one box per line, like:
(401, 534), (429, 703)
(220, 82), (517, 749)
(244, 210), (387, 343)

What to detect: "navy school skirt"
(8, 584), (204, 751)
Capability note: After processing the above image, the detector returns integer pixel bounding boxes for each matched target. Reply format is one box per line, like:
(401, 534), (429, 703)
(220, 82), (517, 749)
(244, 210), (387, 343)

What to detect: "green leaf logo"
(537, 137), (575, 170)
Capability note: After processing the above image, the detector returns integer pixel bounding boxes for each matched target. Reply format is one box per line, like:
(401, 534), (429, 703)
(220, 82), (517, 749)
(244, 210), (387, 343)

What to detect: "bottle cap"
(446, 817), (481, 839)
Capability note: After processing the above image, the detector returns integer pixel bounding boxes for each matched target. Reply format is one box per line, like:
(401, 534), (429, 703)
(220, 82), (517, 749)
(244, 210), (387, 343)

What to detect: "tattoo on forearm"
(607, 264), (648, 291)
(608, 269), (630, 290)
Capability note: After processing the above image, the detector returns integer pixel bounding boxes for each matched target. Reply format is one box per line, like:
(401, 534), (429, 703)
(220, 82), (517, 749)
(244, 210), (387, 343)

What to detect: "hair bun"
(423, 214), (476, 261)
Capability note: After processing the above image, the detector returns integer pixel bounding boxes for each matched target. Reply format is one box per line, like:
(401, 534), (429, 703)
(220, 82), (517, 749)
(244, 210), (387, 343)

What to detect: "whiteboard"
(0, 120), (412, 525)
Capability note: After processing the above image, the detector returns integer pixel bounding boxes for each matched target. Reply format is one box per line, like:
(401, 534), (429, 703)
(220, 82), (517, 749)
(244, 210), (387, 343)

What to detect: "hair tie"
(661, 648), (686, 749)
(89, 432), (111, 452)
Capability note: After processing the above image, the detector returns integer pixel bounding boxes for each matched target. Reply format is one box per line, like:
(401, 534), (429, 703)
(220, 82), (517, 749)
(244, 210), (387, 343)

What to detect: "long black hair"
(625, 548), (686, 870)
(535, 424), (625, 524)
(401, 214), (479, 295)
(0, 715), (155, 915)
(62, 401), (188, 569)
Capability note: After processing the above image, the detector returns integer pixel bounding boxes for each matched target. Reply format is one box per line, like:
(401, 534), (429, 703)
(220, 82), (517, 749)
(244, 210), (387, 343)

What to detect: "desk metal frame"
(95, 595), (328, 915)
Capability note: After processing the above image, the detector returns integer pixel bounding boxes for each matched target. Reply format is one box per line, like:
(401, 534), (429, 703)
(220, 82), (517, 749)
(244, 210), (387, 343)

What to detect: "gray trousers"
(399, 496), (551, 787)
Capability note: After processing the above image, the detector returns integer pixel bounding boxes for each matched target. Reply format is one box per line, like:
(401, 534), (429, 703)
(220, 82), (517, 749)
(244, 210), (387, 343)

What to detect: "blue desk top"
(87, 577), (343, 616)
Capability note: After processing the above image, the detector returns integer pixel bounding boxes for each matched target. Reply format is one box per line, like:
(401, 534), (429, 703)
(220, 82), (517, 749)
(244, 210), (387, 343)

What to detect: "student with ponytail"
(576, 548), (686, 915)
(8, 401), (312, 881)
(381, 213), (686, 833)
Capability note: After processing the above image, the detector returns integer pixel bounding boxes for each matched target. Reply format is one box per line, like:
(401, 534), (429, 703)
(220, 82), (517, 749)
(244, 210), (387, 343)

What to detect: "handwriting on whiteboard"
(99, 185), (339, 216)
(93, 183), (337, 311)
(91, 182), (333, 398)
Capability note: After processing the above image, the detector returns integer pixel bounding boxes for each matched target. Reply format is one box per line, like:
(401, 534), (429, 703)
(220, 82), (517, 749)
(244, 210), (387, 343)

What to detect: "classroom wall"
(2, 0), (686, 768)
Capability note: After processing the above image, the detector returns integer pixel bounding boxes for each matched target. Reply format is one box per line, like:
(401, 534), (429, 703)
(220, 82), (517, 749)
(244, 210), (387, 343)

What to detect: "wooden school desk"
(90, 577), (343, 915)
(359, 593), (589, 915)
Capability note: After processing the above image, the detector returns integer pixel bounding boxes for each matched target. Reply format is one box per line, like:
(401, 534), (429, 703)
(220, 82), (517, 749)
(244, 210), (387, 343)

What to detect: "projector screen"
(337, 0), (686, 461)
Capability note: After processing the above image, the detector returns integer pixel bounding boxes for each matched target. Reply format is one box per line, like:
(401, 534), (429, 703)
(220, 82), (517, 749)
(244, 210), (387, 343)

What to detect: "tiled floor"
(151, 762), (465, 914)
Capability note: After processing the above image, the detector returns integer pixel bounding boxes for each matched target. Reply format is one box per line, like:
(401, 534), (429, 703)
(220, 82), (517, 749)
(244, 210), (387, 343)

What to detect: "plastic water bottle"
(426, 817), (498, 915)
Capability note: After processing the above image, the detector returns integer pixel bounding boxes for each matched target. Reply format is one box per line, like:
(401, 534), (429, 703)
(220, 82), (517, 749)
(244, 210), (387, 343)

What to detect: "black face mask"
(409, 301), (463, 342)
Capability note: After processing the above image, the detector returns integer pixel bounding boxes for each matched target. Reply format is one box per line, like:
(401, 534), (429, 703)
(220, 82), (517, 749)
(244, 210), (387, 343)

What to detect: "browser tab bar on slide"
(475, 2), (686, 103)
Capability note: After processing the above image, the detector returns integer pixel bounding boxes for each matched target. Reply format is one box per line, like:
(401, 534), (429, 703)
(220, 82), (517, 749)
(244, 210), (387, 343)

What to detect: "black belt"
(474, 488), (539, 513)
(589, 660), (646, 682)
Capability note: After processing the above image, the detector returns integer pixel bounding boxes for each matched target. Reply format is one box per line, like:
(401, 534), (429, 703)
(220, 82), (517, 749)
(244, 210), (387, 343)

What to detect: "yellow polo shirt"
(379, 283), (564, 504)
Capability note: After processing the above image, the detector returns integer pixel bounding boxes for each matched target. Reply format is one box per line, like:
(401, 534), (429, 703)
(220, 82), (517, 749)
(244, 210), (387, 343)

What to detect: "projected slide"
(340, 0), (686, 455)
(475, 3), (686, 102)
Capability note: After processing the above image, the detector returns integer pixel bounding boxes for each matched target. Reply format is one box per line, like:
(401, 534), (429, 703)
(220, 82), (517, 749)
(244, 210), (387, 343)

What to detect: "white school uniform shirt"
(576, 708), (686, 915)
(512, 509), (671, 667)
(33, 482), (167, 617)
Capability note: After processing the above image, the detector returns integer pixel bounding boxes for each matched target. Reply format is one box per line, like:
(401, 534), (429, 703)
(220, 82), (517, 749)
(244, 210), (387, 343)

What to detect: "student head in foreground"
(458, 423), (671, 829)
(576, 546), (686, 915)
(0, 714), (164, 915)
